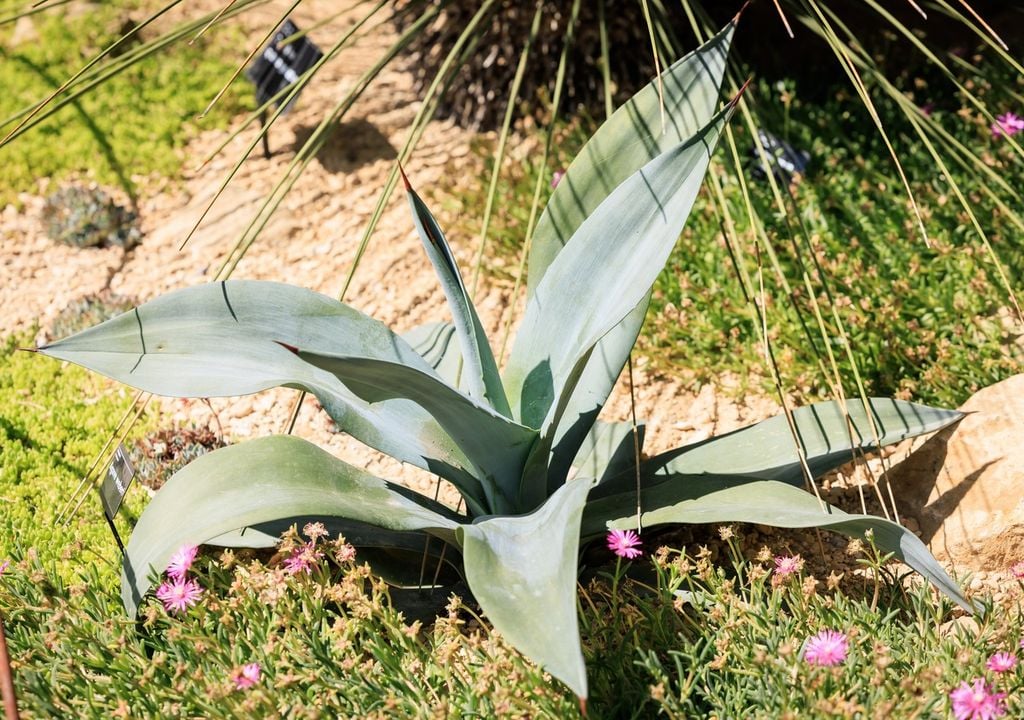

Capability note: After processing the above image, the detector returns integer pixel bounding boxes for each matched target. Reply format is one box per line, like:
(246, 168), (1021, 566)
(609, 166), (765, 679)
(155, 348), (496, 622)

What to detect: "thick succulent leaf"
(589, 476), (969, 612)
(459, 477), (597, 700)
(121, 435), (463, 615)
(521, 22), (734, 496)
(403, 174), (510, 417)
(401, 321), (462, 386)
(35, 281), (487, 512)
(506, 105), (736, 505)
(595, 398), (963, 497)
(296, 349), (537, 515)
(527, 21), (735, 293)
(571, 419), (646, 484)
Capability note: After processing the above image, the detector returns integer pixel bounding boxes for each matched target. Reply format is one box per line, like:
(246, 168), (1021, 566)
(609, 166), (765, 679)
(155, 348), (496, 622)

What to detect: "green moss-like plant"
(0, 334), (149, 582)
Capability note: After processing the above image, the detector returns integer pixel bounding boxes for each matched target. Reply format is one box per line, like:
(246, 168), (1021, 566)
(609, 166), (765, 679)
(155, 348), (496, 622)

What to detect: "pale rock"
(886, 375), (1024, 573)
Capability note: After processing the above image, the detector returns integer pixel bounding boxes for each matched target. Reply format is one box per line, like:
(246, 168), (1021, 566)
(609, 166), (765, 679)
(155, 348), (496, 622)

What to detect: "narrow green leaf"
(592, 477), (970, 612)
(295, 349), (537, 515)
(121, 435), (462, 615)
(459, 477), (597, 700)
(402, 170), (511, 417)
(37, 281), (487, 512)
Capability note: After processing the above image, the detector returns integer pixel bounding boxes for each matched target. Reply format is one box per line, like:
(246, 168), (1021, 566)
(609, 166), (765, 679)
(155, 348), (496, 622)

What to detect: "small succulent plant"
(47, 292), (138, 341)
(41, 184), (141, 249)
(129, 426), (228, 492)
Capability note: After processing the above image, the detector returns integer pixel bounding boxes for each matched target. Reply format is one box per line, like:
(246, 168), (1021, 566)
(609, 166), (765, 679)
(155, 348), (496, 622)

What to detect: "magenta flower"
(802, 630), (849, 667)
(551, 170), (565, 189)
(0, 560), (9, 576)
(773, 555), (803, 577)
(991, 112), (1024, 139)
(950, 679), (1007, 720)
(155, 577), (204, 613)
(232, 662), (262, 690)
(606, 529), (643, 559)
(284, 542), (324, 575)
(986, 652), (1017, 673)
(1010, 561), (1024, 579)
(165, 544), (198, 581)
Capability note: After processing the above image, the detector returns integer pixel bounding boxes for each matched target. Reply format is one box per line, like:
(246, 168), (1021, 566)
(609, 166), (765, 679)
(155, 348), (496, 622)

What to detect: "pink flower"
(0, 560), (9, 576)
(774, 555), (804, 577)
(283, 542), (324, 575)
(231, 662), (261, 690)
(551, 170), (565, 189)
(606, 529), (643, 559)
(991, 112), (1024, 139)
(1010, 561), (1024, 579)
(155, 577), (204, 613)
(986, 652), (1017, 673)
(802, 629), (849, 667)
(166, 544), (198, 581)
(950, 679), (1007, 720)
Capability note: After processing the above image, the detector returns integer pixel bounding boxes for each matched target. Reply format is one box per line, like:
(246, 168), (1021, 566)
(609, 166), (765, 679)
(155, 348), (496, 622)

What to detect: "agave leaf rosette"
(38, 22), (967, 701)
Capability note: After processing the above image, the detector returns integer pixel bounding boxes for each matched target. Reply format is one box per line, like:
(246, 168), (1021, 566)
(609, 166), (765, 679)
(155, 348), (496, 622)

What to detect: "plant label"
(245, 19), (323, 112)
(99, 442), (135, 521)
(751, 129), (810, 181)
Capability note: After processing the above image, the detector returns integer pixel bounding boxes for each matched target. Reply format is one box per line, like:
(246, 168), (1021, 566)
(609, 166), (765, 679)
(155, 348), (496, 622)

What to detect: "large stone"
(887, 375), (1024, 571)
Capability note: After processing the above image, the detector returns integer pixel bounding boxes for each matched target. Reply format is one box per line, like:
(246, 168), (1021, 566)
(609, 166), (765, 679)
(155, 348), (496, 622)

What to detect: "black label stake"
(99, 443), (136, 557)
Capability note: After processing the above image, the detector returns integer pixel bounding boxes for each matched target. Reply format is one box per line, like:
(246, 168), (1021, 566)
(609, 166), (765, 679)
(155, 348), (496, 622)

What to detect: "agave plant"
(36, 24), (967, 700)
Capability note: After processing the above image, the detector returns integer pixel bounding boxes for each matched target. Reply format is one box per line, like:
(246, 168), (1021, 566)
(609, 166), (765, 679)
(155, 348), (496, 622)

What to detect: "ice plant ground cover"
(30, 20), (977, 699)
(3, 528), (1024, 718)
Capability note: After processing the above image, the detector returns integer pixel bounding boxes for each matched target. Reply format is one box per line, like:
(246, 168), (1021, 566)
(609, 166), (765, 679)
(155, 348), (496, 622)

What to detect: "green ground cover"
(0, 522), (1017, 718)
(0, 1), (246, 202)
(0, 335), (149, 583)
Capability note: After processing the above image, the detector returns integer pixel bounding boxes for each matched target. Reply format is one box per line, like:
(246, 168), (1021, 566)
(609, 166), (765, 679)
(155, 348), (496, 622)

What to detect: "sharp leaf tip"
(397, 162), (412, 191)
(734, 0), (752, 24)
(274, 341), (299, 355)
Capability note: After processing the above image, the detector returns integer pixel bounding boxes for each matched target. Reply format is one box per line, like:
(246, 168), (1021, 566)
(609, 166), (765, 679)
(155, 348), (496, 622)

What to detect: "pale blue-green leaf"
(571, 419), (645, 484)
(527, 21), (735, 293)
(459, 477), (597, 700)
(605, 398), (963, 494)
(595, 477), (969, 612)
(36, 281), (487, 512)
(296, 349), (537, 515)
(404, 180), (510, 417)
(521, 21), (735, 501)
(401, 321), (461, 387)
(507, 106), (735, 510)
(121, 435), (463, 615)
(505, 105), (734, 432)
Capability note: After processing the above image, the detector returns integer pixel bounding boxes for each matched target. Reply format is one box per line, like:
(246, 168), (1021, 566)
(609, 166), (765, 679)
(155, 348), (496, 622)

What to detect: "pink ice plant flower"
(986, 652), (1017, 673)
(773, 555), (803, 577)
(165, 544), (198, 581)
(155, 577), (204, 614)
(802, 630), (849, 667)
(1010, 561), (1024, 579)
(991, 112), (1024, 139)
(950, 679), (1007, 720)
(284, 542), (324, 575)
(232, 662), (262, 690)
(606, 529), (642, 559)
